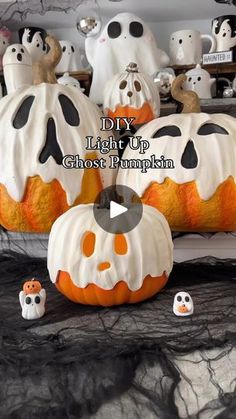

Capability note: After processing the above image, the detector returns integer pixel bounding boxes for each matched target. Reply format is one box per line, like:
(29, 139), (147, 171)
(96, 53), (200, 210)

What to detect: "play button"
(93, 185), (143, 234)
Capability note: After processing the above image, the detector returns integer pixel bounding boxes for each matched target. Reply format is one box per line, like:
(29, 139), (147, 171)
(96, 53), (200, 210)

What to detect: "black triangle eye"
(153, 126), (181, 138)
(198, 123), (229, 136)
(13, 96), (35, 129)
(129, 22), (143, 38)
(107, 21), (122, 39)
(58, 94), (80, 126)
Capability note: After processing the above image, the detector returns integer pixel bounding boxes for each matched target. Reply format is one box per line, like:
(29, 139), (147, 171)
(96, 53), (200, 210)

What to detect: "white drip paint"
(47, 204), (173, 291)
(117, 113), (236, 201)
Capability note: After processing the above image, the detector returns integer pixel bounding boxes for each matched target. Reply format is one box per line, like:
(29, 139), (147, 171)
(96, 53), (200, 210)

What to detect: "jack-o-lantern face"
(103, 63), (160, 125)
(0, 83), (116, 232)
(23, 279), (42, 295)
(48, 204), (173, 306)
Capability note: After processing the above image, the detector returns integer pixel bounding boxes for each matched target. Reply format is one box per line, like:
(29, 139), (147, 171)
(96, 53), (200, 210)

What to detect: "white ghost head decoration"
(56, 41), (84, 73)
(21, 27), (47, 62)
(3, 44), (32, 94)
(86, 12), (170, 104)
(173, 292), (193, 317)
(19, 289), (46, 320)
(57, 72), (85, 91)
(212, 18), (236, 52)
(184, 65), (215, 99)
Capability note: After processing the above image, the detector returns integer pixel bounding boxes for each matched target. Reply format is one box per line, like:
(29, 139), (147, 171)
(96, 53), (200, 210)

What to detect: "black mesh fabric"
(0, 251), (236, 418)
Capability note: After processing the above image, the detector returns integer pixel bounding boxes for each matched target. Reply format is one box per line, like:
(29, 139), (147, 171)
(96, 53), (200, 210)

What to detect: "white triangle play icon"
(110, 201), (128, 219)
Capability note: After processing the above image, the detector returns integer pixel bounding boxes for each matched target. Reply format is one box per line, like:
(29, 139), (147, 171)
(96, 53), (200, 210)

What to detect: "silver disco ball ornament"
(76, 16), (101, 37)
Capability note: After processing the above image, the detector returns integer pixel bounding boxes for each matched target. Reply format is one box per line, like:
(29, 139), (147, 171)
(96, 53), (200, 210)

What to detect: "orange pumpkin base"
(56, 271), (168, 306)
(107, 103), (155, 125)
(142, 176), (236, 231)
(0, 154), (102, 233)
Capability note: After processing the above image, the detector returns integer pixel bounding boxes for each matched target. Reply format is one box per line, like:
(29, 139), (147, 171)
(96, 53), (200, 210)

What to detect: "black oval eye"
(58, 94), (80, 126)
(197, 77), (201, 81)
(71, 46), (75, 53)
(119, 80), (127, 90)
(153, 126), (181, 138)
(134, 80), (141, 92)
(32, 284), (34, 288)
(177, 296), (182, 302)
(197, 123), (229, 136)
(12, 48), (16, 52)
(26, 296), (31, 304)
(189, 35), (192, 38)
(129, 21), (143, 38)
(185, 296), (190, 302)
(107, 21), (122, 39)
(21, 48), (24, 53)
(36, 43), (40, 48)
(3, 41), (5, 45)
(13, 96), (35, 129)
(35, 296), (40, 304)
(62, 46), (66, 52)
(188, 77), (192, 82)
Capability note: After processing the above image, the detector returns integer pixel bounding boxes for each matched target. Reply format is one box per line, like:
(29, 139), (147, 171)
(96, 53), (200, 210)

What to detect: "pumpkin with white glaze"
(0, 36), (116, 233)
(117, 75), (236, 232)
(47, 204), (173, 306)
(103, 62), (160, 125)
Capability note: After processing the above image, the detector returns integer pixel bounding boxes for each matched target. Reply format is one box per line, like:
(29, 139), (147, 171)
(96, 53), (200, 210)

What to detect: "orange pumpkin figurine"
(23, 278), (42, 295)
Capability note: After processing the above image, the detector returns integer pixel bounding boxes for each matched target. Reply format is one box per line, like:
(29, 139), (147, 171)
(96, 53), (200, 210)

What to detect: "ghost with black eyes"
(19, 288), (46, 320)
(56, 40), (85, 73)
(3, 44), (32, 94)
(173, 292), (194, 317)
(85, 12), (170, 104)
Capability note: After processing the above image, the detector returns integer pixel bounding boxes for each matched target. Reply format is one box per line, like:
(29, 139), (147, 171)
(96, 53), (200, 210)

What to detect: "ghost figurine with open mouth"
(173, 292), (194, 317)
(3, 44), (32, 94)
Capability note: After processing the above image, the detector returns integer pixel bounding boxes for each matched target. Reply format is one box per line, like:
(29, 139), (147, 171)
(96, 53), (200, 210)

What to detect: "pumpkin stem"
(33, 35), (62, 85)
(126, 62), (139, 73)
(171, 74), (201, 113)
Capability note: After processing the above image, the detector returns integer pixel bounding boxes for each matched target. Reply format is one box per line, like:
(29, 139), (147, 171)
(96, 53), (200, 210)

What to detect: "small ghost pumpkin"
(117, 74), (236, 231)
(103, 62), (160, 125)
(0, 35), (116, 233)
(47, 204), (173, 306)
(23, 278), (42, 295)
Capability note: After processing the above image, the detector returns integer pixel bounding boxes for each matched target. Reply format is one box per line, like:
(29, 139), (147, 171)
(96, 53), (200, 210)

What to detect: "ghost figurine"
(20, 27), (47, 63)
(55, 41), (84, 73)
(173, 292), (194, 317)
(85, 12), (170, 104)
(3, 44), (32, 94)
(19, 288), (46, 320)
(212, 18), (236, 52)
(57, 72), (85, 91)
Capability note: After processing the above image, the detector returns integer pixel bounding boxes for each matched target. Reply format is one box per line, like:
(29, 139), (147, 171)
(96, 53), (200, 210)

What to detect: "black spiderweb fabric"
(0, 251), (236, 418)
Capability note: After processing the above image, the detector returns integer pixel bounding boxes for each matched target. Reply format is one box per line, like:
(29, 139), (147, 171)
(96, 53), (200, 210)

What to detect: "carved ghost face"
(3, 44), (31, 66)
(173, 292), (193, 317)
(19, 289), (46, 320)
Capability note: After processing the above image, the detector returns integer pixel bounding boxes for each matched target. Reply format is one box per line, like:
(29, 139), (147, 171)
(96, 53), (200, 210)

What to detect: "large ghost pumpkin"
(117, 75), (236, 232)
(47, 204), (173, 306)
(0, 36), (116, 233)
(103, 62), (160, 125)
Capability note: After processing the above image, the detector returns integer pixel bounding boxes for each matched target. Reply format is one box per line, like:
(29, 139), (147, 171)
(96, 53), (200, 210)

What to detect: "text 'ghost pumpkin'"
(103, 62), (160, 125)
(47, 204), (173, 306)
(117, 74), (236, 232)
(0, 36), (116, 233)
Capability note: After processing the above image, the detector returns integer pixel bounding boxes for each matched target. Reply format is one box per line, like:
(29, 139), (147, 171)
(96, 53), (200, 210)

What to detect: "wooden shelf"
(172, 63), (236, 75)
(160, 98), (236, 117)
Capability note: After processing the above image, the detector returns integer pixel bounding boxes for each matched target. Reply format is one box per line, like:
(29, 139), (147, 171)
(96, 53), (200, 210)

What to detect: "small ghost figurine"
(3, 44), (32, 94)
(19, 278), (46, 320)
(57, 72), (85, 91)
(173, 292), (194, 317)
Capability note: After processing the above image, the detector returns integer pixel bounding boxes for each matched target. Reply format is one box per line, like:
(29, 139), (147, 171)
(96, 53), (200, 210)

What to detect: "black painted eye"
(13, 96), (35, 129)
(197, 77), (201, 82)
(177, 296), (182, 302)
(188, 77), (192, 82)
(197, 123), (229, 136)
(36, 43), (40, 47)
(62, 46), (66, 52)
(71, 46), (75, 53)
(129, 21), (143, 38)
(189, 35), (192, 38)
(185, 296), (190, 302)
(58, 94), (80, 126)
(12, 48), (16, 52)
(21, 48), (24, 53)
(107, 21), (122, 39)
(134, 80), (141, 92)
(119, 80), (127, 90)
(3, 41), (5, 44)
(35, 296), (40, 304)
(26, 296), (31, 304)
(153, 126), (181, 138)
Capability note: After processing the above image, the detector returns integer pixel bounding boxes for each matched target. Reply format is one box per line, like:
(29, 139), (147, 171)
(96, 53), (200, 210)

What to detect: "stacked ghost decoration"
(55, 40), (85, 73)
(19, 279), (46, 320)
(3, 44), (32, 94)
(86, 12), (170, 104)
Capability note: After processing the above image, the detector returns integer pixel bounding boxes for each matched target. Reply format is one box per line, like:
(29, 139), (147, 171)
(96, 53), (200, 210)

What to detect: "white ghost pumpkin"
(3, 44), (32, 94)
(86, 12), (170, 104)
(173, 292), (193, 317)
(55, 41), (84, 73)
(47, 203), (173, 306)
(19, 289), (46, 320)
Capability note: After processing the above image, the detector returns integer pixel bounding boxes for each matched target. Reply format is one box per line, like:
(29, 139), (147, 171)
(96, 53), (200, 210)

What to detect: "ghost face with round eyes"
(173, 292), (193, 317)
(55, 41), (83, 73)
(86, 12), (170, 104)
(19, 288), (46, 320)
(3, 44), (32, 94)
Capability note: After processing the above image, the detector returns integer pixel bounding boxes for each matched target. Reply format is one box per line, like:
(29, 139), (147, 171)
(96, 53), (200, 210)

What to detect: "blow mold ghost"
(85, 12), (170, 104)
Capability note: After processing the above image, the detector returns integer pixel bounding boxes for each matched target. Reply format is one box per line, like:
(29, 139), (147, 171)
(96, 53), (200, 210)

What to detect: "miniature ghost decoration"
(3, 44), (32, 94)
(184, 65), (216, 99)
(57, 72), (85, 91)
(55, 41), (84, 73)
(173, 292), (194, 317)
(86, 12), (170, 104)
(19, 288), (46, 320)
(21, 27), (46, 63)
(212, 18), (236, 52)
(0, 27), (11, 70)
